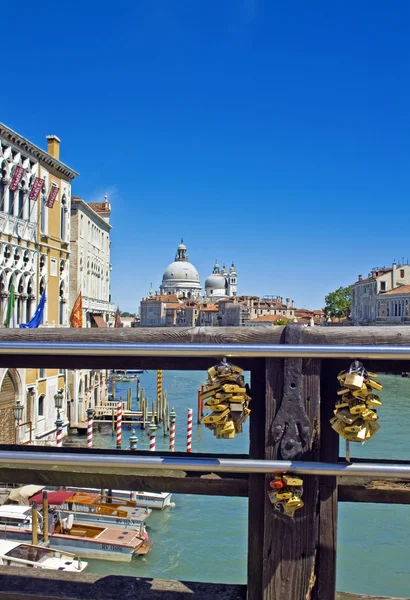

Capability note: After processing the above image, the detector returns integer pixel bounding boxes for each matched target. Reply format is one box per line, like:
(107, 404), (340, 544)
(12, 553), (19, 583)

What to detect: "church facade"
(140, 240), (238, 326)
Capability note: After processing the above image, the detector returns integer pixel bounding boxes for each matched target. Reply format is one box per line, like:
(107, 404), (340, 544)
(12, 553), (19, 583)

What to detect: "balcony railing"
(0, 212), (36, 242)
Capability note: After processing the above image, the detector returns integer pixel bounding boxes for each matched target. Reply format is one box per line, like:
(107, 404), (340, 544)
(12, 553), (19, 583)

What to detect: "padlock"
(361, 408), (377, 421)
(282, 475), (303, 486)
(366, 379), (383, 391)
(333, 408), (359, 425)
(344, 372), (364, 389)
(337, 388), (351, 396)
(335, 400), (349, 409)
(221, 384), (246, 394)
(286, 494), (304, 509)
(366, 394), (382, 407)
(207, 366), (217, 379)
(275, 488), (293, 501)
(270, 478), (286, 490)
(202, 408), (230, 424)
(349, 400), (367, 415)
(210, 403), (230, 413)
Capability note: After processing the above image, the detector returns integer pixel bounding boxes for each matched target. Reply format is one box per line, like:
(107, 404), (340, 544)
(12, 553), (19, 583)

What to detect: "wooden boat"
(65, 488), (174, 510)
(28, 491), (151, 534)
(0, 540), (87, 572)
(0, 505), (152, 562)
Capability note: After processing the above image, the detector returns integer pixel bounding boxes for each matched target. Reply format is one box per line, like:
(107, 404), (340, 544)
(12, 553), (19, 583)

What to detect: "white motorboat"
(0, 540), (87, 572)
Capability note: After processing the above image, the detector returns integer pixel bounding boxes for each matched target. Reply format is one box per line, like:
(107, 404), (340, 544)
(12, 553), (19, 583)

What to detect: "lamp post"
(13, 400), (23, 445)
(54, 388), (64, 448)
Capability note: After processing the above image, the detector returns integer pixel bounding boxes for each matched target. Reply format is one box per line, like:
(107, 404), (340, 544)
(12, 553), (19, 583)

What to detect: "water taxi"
(65, 488), (174, 510)
(0, 505), (152, 562)
(28, 491), (151, 535)
(0, 540), (87, 572)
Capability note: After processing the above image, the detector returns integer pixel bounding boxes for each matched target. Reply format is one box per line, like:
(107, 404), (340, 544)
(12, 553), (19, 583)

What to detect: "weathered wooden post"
(42, 490), (49, 543)
(247, 324), (323, 600)
(127, 387), (132, 412)
(31, 501), (38, 545)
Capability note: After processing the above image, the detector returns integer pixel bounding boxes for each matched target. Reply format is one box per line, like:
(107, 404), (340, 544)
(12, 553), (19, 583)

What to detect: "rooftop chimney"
(46, 135), (61, 160)
(392, 261), (397, 289)
(358, 275), (362, 281)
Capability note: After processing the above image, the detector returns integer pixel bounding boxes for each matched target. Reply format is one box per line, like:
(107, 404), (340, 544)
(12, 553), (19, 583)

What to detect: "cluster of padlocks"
(201, 360), (251, 438)
(330, 360), (383, 443)
(268, 474), (304, 517)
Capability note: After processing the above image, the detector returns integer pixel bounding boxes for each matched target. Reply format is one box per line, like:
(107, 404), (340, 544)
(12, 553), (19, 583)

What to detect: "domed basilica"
(158, 240), (237, 302)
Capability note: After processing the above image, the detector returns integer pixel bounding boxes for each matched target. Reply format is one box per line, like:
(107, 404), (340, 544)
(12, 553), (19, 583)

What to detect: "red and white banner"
(28, 177), (44, 201)
(9, 166), (25, 192)
(46, 186), (59, 208)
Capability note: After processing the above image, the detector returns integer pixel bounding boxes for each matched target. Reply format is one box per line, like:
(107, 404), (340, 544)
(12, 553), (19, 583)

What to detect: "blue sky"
(2, 1), (409, 312)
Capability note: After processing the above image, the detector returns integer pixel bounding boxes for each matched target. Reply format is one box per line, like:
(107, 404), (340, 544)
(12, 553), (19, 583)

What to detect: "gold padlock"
(367, 379), (383, 391)
(344, 372), (364, 389)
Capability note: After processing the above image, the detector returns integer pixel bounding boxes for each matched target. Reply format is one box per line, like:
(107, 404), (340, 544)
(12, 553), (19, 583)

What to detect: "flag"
(114, 306), (122, 328)
(9, 166), (25, 192)
(3, 285), (15, 328)
(70, 292), (82, 328)
(46, 186), (59, 208)
(19, 291), (46, 329)
(28, 177), (44, 201)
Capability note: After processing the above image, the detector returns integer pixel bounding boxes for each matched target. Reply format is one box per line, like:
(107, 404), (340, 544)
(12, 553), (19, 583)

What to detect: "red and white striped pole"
(149, 422), (157, 452)
(187, 408), (193, 452)
(169, 409), (176, 452)
(55, 412), (63, 448)
(87, 406), (93, 448)
(116, 400), (122, 449)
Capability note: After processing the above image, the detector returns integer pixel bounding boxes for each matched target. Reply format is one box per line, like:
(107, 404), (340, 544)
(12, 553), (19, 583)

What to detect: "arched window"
(60, 195), (67, 241)
(9, 189), (15, 216)
(59, 281), (65, 325)
(18, 189), (24, 218)
(38, 394), (45, 416)
(40, 194), (47, 233)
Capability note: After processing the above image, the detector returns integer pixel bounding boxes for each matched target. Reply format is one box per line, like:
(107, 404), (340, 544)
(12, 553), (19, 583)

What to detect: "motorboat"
(0, 540), (87, 572)
(28, 491), (151, 535)
(65, 488), (174, 510)
(0, 505), (152, 562)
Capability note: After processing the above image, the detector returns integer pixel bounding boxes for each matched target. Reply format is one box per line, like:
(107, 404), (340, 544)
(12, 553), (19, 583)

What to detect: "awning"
(29, 490), (74, 506)
(91, 314), (107, 328)
(8, 485), (44, 505)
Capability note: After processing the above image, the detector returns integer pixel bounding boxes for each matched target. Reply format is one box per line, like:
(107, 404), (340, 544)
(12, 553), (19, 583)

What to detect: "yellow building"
(0, 123), (78, 444)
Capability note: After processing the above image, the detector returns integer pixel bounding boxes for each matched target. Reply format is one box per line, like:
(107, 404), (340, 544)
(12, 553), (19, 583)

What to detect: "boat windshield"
(5, 545), (53, 562)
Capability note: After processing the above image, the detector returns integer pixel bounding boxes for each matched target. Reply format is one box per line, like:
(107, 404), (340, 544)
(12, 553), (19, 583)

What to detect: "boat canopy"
(29, 490), (74, 506)
(8, 485), (44, 506)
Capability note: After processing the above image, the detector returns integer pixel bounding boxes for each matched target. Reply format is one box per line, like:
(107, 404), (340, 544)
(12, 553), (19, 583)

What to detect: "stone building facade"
(351, 263), (410, 325)
(0, 123), (78, 444)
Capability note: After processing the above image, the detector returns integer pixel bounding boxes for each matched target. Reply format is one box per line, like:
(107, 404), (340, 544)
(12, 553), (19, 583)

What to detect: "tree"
(273, 319), (292, 326)
(120, 311), (135, 318)
(324, 286), (351, 319)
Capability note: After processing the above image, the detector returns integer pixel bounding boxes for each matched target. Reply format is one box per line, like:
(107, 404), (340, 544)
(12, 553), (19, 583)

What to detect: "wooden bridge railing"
(0, 325), (409, 600)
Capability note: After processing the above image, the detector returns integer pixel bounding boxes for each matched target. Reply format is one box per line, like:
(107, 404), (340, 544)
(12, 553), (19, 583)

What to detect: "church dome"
(160, 240), (202, 299)
(163, 261), (200, 283)
(205, 273), (226, 290)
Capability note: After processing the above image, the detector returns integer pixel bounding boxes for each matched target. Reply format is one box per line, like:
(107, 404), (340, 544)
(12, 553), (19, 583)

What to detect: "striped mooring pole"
(116, 400), (122, 449)
(55, 412), (63, 448)
(87, 405), (93, 448)
(129, 429), (138, 451)
(157, 369), (162, 404)
(169, 409), (176, 452)
(149, 422), (157, 452)
(186, 408), (193, 453)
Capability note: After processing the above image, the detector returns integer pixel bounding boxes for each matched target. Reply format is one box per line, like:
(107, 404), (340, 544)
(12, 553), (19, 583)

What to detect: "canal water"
(67, 371), (410, 597)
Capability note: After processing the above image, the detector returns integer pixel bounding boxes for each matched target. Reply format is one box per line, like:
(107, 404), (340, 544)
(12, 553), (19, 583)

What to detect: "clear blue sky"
(2, 1), (409, 312)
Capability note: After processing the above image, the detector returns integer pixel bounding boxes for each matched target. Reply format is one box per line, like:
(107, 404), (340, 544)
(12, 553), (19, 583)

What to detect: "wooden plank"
(2, 324), (410, 345)
(247, 357), (273, 600)
(0, 568), (247, 600)
(315, 359), (342, 600)
(339, 478), (410, 504)
(0, 466), (248, 497)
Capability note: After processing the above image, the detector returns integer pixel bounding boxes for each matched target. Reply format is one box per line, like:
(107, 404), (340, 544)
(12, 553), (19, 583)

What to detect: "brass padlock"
(344, 372), (364, 389)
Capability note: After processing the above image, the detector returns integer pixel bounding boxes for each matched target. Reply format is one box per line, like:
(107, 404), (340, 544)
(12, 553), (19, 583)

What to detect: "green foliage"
(120, 311), (135, 318)
(273, 319), (292, 326)
(324, 286), (351, 319)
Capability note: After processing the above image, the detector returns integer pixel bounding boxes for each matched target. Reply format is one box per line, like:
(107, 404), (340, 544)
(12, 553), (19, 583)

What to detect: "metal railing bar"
(1, 451), (410, 479)
(1, 341), (410, 359)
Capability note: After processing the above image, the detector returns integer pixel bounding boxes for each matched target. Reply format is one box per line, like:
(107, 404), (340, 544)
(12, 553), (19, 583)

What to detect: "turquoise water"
(68, 371), (410, 596)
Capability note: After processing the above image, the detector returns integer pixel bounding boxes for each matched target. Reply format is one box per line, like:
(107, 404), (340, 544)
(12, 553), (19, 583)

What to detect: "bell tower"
(227, 262), (237, 297)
